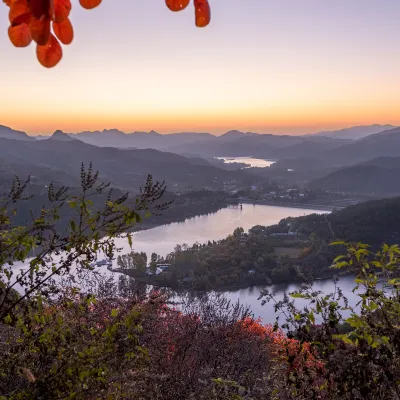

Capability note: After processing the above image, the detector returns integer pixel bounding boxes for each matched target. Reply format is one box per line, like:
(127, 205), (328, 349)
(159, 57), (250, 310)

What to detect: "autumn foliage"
(3, 0), (211, 68)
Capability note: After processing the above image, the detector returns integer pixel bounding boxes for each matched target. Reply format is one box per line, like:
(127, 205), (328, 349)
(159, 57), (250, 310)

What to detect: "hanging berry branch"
(4, 0), (211, 68)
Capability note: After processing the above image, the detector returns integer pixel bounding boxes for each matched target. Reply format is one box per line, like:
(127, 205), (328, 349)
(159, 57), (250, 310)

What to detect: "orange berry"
(79, 0), (101, 10)
(194, 0), (210, 27)
(8, 23), (32, 47)
(36, 33), (62, 67)
(53, 18), (73, 45)
(165, 0), (190, 12)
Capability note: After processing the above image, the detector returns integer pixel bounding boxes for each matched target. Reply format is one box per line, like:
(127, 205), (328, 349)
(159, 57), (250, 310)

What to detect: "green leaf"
(290, 292), (308, 299)
(330, 240), (345, 246)
(67, 200), (77, 209)
(308, 311), (315, 324)
(111, 308), (119, 318)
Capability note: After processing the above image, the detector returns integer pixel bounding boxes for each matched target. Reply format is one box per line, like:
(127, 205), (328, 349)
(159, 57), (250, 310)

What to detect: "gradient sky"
(1, 0), (400, 135)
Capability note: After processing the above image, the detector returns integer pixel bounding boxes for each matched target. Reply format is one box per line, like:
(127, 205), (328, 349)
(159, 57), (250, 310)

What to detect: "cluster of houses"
(261, 188), (308, 201)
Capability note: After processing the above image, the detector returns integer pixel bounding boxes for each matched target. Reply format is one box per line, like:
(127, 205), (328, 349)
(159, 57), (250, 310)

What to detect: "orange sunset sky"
(1, 0), (400, 136)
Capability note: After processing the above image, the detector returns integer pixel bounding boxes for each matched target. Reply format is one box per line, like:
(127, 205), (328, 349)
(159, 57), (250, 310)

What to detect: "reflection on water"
(13, 204), (334, 324)
(219, 275), (358, 324)
(113, 204), (326, 260)
(215, 156), (275, 168)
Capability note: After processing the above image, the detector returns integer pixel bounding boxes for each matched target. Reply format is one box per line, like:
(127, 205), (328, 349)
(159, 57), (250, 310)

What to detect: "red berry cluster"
(3, 0), (210, 68)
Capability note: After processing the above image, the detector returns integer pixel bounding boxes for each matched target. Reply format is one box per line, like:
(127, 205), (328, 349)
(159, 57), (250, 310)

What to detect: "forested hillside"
(0, 137), (253, 191)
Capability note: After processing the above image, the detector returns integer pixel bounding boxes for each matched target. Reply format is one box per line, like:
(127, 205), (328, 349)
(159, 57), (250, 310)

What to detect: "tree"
(233, 227), (245, 238)
(4, 0), (211, 68)
(117, 251), (148, 273)
(261, 242), (400, 399)
(0, 163), (167, 322)
(149, 252), (158, 274)
(0, 165), (173, 398)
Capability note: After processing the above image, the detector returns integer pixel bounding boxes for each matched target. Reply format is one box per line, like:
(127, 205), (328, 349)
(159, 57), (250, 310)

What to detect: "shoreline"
(240, 200), (334, 212)
(115, 269), (348, 294)
(133, 200), (335, 234)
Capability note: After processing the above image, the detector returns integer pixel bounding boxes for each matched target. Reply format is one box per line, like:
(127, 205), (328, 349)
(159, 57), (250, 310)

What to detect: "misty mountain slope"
(41, 127), (353, 159)
(273, 139), (351, 160)
(0, 125), (35, 141)
(167, 133), (351, 158)
(49, 130), (78, 142)
(72, 129), (215, 150)
(0, 161), (79, 188)
(310, 124), (397, 139)
(0, 124), (356, 161)
(308, 157), (400, 195)
(4, 123), (396, 167)
(0, 138), (252, 191)
(325, 127), (400, 166)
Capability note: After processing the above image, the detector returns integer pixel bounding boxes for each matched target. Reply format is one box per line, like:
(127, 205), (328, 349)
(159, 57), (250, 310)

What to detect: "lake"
(109, 204), (341, 324)
(14, 204), (347, 325)
(215, 156), (275, 168)
(112, 204), (326, 259)
(217, 274), (358, 325)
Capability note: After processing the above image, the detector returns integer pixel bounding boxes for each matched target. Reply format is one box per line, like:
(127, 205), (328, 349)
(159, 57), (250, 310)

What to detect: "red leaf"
(8, 23), (32, 47)
(36, 33), (62, 67)
(28, 0), (50, 19)
(9, 0), (30, 25)
(53, 18), (73, 45)
(79, 0), (101, 10)
(29, 15), (50, 45)
(166, 0), (190, 12)
(194, 0), (210, 28)
(51, 0), (71, 23)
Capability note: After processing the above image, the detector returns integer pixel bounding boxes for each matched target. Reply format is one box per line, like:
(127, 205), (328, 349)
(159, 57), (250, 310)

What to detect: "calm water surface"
(215, 156), (275, 168)
(113, 204), (326, 259)
(111, 204), (344, 325)
(15, 204), (352, 325)
(218, 275), (358, 324)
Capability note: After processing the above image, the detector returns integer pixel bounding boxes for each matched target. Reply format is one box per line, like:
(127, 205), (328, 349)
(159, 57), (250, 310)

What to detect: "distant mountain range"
(0, 132), (253, 191)
(309, 124), (397, 140)
(323, 127), (400, 166)
(3, 126), (354, 159)
(2, 124), (400, 197)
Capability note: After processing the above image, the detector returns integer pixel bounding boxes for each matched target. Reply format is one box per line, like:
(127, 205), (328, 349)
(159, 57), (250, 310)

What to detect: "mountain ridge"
(309, 124), (397, 140)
